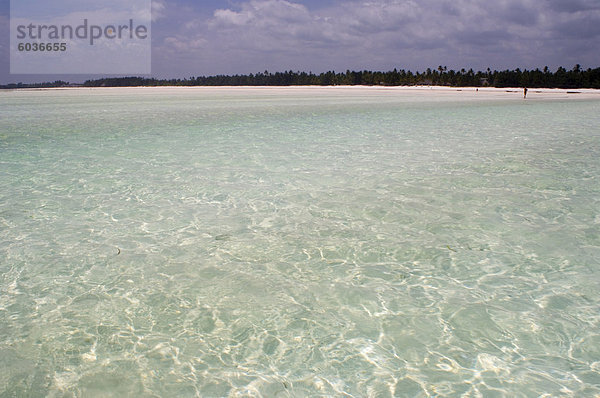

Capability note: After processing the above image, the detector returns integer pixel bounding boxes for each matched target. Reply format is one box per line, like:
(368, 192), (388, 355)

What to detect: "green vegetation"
(0, 80), (71, 89)
(2, 66), (600, 89)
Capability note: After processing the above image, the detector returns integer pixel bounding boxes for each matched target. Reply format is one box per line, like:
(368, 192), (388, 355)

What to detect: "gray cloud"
(550, 11), (600, 39)
(545, 0), (600, 13)
(501, 2), (539, 26)
(453, 28), (513, 48)
(155, 0), (598, 74)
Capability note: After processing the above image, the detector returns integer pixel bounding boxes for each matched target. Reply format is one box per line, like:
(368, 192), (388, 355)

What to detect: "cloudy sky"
(1, 0), (600, 83)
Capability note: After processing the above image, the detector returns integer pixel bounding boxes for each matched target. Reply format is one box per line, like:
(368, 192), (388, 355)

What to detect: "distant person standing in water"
(523, 87), (528, 99)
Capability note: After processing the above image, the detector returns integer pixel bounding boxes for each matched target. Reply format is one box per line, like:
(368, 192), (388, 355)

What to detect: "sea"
(1, 87), (599, 397)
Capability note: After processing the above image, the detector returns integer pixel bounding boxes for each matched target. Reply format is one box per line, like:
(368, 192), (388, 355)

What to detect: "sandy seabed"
(2, 83), (600, 397)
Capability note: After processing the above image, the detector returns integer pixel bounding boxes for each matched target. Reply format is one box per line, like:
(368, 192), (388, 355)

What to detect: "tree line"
(2, 66), (599, 89)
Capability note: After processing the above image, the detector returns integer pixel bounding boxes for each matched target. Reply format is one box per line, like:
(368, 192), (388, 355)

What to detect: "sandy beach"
(5, 85), (600, 102)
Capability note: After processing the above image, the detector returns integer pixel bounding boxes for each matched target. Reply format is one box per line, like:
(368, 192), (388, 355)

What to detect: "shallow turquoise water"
(1, 88), (599, 397)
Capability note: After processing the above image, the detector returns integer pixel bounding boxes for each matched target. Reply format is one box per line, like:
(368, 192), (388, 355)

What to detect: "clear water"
(1, 87), (599, 397)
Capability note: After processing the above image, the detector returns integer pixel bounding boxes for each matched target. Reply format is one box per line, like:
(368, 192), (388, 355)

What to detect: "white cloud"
(152, 0), (166, 22)
(212, 9), (252, 26)
(163, 35), (207, 52)
(211, 0), (314, 34)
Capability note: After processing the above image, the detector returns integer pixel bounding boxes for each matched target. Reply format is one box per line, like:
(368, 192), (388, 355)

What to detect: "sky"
(1, 0), (600, 84)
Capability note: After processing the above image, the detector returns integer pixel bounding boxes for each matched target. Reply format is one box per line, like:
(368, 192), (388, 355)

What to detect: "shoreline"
(2, 85), (600, 100)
